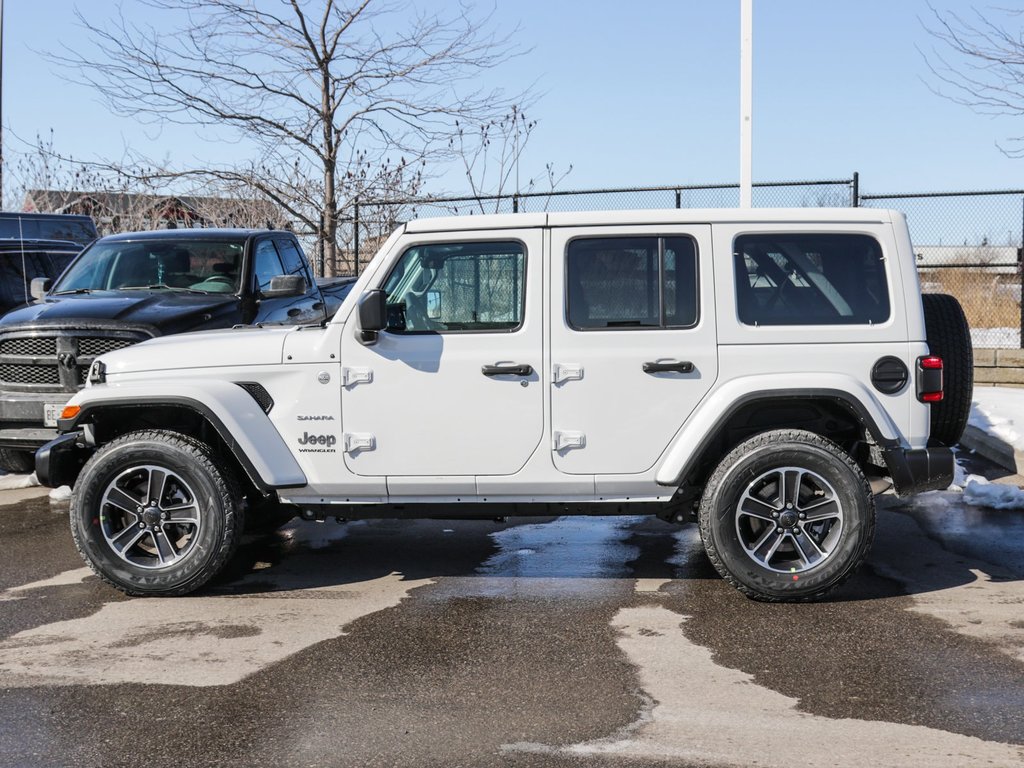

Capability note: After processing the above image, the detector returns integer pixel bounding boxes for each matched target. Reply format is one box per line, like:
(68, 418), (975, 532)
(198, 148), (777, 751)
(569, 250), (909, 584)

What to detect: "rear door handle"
(482, 363), (534, 377)
(643, 360), (694, 374)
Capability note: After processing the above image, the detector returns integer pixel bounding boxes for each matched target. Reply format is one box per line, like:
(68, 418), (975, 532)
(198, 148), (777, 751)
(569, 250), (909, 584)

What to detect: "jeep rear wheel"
(922, 293), (973, 447)
(698, 429), (875, 602)
(70, 430), (244, 596)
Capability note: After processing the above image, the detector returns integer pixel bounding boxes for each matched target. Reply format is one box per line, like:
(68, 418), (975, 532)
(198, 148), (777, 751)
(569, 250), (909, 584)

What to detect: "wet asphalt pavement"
(0, 482), (1022, 768)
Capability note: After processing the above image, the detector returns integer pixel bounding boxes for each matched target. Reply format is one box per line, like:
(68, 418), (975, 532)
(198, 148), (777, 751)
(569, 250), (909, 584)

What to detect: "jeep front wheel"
(698, 429), (875, 602)
(70, 430), (244, 596)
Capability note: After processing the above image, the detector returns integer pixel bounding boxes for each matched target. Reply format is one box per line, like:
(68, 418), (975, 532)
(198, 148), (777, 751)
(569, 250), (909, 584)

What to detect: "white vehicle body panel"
(548, 223), (718, 475)
(64, 378), (306, 488)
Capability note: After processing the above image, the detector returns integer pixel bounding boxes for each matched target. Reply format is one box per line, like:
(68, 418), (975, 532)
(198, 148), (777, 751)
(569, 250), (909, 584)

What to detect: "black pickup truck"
(0, 228), (354, 472)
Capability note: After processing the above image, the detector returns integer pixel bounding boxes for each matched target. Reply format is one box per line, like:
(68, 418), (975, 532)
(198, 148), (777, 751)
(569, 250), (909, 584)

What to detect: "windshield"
(53, 239), (245, 294)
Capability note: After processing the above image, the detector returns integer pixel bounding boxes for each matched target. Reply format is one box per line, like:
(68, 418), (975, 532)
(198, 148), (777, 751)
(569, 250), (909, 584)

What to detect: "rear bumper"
(882, 445), (954, 496)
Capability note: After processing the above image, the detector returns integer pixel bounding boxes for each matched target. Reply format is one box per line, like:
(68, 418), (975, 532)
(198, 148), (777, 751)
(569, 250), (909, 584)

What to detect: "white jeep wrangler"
(37, 208), (972, 602)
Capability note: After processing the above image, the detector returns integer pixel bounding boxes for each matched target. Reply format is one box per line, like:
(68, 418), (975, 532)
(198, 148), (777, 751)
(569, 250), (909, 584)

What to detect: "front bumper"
(35, 431), (89, 488)
(882, 445), (954, 496)
(0, 390), (71, 449)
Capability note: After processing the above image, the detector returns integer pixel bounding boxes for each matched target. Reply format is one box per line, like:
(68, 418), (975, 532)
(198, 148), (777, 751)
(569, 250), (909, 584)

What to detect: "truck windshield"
(53, 239), (245, 294)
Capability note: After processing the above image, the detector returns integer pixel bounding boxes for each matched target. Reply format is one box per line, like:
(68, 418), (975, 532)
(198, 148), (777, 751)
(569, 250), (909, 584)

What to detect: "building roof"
(23, 189), (284, 228)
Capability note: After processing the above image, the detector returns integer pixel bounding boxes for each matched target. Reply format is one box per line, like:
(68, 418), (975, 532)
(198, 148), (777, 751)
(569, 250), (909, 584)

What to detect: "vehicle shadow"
(209, 500), (1024, 604)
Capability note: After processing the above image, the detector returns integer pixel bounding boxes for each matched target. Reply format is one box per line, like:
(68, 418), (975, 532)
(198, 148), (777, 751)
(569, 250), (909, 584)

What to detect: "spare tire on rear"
(922, 293), (973, 446)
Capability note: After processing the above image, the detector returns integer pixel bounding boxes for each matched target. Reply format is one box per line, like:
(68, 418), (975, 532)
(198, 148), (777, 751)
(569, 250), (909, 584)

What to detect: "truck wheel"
(0, 448), (35, 474)
(698, 430), (875, 602)
(922, 293), (973, 447)
(70, 430), (245, 596)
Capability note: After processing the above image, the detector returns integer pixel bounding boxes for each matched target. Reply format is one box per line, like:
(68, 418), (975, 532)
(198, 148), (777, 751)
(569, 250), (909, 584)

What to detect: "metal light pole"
(0, 0), (5, 209)
(739, 0), (753, 208)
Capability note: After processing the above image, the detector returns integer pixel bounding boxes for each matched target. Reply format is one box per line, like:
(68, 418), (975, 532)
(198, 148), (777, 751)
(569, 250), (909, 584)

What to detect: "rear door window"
(734, 233), (889, 325)
(566, 236), (698, 330)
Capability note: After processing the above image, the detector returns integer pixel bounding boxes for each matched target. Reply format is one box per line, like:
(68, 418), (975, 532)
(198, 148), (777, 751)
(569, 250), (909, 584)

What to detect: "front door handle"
(643, 360), (694, 374)
(482, 363), (534, 377)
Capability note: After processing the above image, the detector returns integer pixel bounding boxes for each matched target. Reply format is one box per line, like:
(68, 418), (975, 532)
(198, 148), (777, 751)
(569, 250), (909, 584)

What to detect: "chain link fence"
(339, 176), (1023, 349)
(859, 190), (1022, 349)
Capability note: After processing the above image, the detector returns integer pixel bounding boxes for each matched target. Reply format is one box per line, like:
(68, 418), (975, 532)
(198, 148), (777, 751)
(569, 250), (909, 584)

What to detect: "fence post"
(513, 194), (519, 213)
(1020, 196), (1023, 349)
(354, 200), (360, 278)
(675, 189), (681, 208)
(852, 171), (859, 207)
(316, 212), (324, 278)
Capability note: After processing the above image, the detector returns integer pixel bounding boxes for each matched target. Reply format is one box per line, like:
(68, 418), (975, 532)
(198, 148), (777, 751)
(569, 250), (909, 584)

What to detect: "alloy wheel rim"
(99, 464), (202, 569)
(734, 466), (844, 574)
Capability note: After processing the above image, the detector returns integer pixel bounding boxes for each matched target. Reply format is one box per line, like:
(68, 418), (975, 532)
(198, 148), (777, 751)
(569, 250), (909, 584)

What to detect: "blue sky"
(3, 0), (1023, 199)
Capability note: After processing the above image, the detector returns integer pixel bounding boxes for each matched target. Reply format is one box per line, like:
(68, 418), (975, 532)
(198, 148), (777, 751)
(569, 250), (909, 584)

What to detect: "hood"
(0, 290), (241, 335)
(101, 325), (296, 377)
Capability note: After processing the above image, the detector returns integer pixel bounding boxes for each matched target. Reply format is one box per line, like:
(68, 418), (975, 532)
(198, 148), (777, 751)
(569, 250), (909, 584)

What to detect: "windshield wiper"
(121, 284), (211, 295)
(52, 288), (94, 295)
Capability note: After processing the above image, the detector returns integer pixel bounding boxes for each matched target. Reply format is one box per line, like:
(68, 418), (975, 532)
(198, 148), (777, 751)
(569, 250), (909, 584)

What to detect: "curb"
(960, 424), (1024, 475)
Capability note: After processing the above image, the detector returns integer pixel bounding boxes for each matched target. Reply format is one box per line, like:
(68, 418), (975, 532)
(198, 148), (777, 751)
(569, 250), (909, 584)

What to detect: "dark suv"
(0, 213), (98, 247)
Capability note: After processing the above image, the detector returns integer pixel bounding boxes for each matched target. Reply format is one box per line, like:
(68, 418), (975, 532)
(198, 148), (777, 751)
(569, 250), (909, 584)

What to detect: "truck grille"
(79, 337), (135, 356)
(0, 363), (60, 385)
(0, 329), (151, 392)
(0, 338), (57, 356)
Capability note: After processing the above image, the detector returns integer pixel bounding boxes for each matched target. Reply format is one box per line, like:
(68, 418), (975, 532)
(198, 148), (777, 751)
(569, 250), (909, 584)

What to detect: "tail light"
(916, 355), (943, 403)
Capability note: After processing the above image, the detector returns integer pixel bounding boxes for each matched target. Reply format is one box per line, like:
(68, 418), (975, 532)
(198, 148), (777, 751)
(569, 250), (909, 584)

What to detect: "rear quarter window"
(734, 233), (889, 326)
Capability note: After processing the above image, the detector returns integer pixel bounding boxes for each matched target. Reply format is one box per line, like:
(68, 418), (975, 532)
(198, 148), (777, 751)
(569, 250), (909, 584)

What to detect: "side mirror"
(30, 277), (51, 300)
(426, 290), (442, 320)
(263, 274), (306, 297)
(357, 289), (387, 345)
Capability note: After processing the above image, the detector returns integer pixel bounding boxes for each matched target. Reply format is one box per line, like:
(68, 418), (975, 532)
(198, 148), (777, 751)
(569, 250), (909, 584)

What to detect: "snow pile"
(970, 387), (1024, 452)
(49, 485), (72, 502)
(0, 472), (40, 490)
(961, 474), (1024, 510)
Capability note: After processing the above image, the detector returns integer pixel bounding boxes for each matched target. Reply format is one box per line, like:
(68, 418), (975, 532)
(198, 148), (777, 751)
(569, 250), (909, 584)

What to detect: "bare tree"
(8, 131), (291, 234)
(450, 106), (572, 214)
(49, 0), (523, 274)
(921, 3), (1024, 156)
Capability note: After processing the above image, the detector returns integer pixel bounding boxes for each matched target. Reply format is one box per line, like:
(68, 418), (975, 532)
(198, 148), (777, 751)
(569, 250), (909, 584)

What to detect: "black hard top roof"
(99, 228), (274, 243)
(0, 211), (94, 221)
(0, 238), (82, 250)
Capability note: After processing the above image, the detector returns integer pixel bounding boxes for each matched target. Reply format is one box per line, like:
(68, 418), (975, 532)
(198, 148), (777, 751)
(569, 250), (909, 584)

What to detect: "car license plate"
(43, 403), (64, 428)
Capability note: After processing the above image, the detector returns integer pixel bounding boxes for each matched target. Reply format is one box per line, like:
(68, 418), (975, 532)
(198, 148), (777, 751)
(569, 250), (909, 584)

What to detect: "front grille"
(79, 337), (135, 356)
(0, 338), (56, 356)
(0, 363), (60, 385)
(0, 329), (149, 392)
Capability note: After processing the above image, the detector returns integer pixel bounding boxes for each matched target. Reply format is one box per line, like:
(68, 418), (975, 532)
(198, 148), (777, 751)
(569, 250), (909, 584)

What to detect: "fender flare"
(60, 379), (306, 490)
(654, 374), (902, 487)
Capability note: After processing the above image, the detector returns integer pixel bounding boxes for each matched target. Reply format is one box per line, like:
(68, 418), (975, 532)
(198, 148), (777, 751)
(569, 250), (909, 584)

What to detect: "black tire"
(70, 429), (244, 596)
(922, 293), (973, 447)
(0, 448), (35, 474)
(698, 429), (875, 602)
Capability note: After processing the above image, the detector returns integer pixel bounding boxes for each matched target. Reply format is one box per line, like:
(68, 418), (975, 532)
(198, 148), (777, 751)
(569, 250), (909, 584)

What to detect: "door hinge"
(342, 367), (373, 387)
(553, 430), (586, 451)
(343, 433), (376, 453)
(552, 363), (584, 384)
